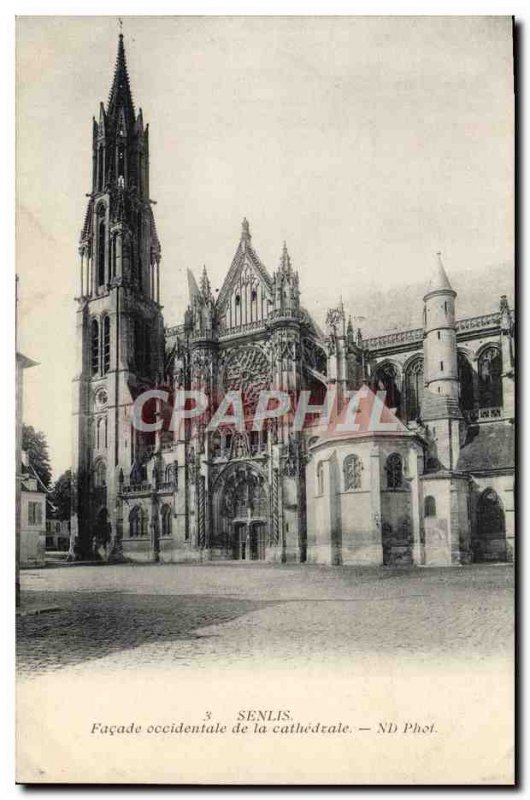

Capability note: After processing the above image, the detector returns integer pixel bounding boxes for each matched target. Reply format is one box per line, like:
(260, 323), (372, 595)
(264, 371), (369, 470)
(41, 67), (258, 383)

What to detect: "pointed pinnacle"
(200, 265), (211, 296)
(107, 32), (135, 121)
(280, 241), (291, 273)
(241, 218), (251, 242)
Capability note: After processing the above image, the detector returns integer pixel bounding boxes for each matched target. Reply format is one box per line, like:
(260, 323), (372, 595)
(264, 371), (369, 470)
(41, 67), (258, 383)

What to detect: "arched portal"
(473, 488), (507, 563)
(214, 463), (269, 560)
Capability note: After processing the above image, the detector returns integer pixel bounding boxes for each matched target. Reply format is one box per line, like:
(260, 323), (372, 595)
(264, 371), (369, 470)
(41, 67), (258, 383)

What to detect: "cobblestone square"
(17, 562), (514, 676)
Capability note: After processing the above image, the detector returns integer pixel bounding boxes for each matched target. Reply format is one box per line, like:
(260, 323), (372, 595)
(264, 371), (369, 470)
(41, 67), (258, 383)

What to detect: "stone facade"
(70, 36), (515, 568)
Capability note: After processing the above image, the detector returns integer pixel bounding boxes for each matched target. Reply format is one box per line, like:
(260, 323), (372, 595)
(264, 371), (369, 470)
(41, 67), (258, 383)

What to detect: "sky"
(16, 15), (514, 479)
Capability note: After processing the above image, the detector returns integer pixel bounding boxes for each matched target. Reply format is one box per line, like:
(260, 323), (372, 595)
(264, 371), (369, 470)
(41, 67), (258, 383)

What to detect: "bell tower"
(70, 33), (164, 560)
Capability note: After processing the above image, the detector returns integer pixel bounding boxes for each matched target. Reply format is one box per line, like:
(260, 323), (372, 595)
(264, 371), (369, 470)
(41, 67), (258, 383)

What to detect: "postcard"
(15, 15), (515, 784)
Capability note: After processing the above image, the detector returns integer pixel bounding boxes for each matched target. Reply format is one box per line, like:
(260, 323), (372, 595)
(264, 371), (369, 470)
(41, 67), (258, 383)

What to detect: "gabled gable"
(216, 221), (274, 332)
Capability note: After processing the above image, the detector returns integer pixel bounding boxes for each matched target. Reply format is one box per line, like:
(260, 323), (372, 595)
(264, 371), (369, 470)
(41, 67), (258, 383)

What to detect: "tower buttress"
(421, 253), (462, 471)
(423, 253), (459, 401)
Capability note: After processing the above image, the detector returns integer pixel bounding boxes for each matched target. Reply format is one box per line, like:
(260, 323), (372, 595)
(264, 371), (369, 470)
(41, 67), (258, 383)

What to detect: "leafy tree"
(49, 470), (72, 520)
(22, 424), (52, 489)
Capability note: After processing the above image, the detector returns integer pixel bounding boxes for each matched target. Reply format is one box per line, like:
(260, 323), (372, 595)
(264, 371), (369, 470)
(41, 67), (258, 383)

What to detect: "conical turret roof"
(424, 252), (456, 298)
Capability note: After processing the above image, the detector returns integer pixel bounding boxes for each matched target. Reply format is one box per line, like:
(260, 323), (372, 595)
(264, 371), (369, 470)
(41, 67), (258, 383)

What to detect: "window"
(111, 234), (117, 279)
(235, 294), (241, 305)
(28, 501), (42, 526)
(404, 357), (424, 422)
(161, 504), (172, 537)
(385, 453), (403, 489)
(97, 145), (104, 192)
(343, 454), (362, 490)
(373, 363), (401, 417)
(165, 464), (176, 485)
(129, 506), (148, 538)
(102, 316), (110, 374)
(96, 417), (108, 450)
(440, 361), (444, 371)
(94, 460), (107, 488)
(251, 288), (257, 302)
(91, 319), (99, 376)
(458, 352), (475, 412)
(316, 461), (324, 495)
(478, 347), (503, 409)
(424, 496), (436, 517)
(97, 208), (106, 287)
(117, 141), (126, 181)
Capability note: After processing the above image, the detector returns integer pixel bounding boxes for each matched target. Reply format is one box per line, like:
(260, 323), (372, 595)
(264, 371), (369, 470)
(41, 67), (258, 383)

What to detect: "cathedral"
(70, 35), (515, 568)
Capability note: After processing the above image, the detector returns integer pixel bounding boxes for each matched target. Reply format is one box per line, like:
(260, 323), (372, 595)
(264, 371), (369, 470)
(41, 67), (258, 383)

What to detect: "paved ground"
(17, 562), (514, 676)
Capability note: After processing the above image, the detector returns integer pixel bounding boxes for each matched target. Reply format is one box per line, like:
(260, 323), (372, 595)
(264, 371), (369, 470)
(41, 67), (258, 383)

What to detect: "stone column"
(369, 444), (383, 565)
(409, 446), (423, 565)
(504, 481), (515, 562)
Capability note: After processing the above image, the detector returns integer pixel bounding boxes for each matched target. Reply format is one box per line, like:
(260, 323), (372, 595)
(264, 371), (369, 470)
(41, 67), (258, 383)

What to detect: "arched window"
(478, 347), (503, 409)
(458, 352), (475, 412)
(102, 316), (111, 375)
(97, 144), (104, 192)
(404, 357), (424, 422)
(316, 461), (324, 495)
(111, 233), (117, 279)
(385, 453), (403, 489)
(424, 495), (436, 517)
(91, 319), (99, 376)
(129, 506), (147, 538)
(161, 504), (172, 537)
(96, 417), (104, 450)
(343, 454), (362, 490)
(117, 140), (126, 182)
(97, 208), (106, 287)
(94, 460), (107, 488)
(373, 363), (401, 417)
(165, 464), (176, 484)
(129, 506), (139, 537)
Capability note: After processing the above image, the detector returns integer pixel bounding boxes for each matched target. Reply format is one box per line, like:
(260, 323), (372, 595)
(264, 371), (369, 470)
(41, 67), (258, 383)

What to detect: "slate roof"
(425, 252), (454, 296)
(420, 389), (462, 421)
(456, 420), (515, 473)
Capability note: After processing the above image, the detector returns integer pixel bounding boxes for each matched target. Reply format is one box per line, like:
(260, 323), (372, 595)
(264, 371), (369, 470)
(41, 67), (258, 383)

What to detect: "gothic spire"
(187, 269), (201, 303)
(241, 218), (251, 243)
(107, 33), (136, 126)
(279, 241), (292, 273)
(200, 265), (211, 297)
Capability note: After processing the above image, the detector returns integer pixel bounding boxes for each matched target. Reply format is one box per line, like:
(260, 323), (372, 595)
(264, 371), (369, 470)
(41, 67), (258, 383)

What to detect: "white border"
(1, 4), (525, 798)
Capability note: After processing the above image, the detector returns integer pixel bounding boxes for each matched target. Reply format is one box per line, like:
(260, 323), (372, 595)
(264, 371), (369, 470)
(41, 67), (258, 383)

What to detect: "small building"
(46, 519), (71, 551)
(20, 459), (47, 568)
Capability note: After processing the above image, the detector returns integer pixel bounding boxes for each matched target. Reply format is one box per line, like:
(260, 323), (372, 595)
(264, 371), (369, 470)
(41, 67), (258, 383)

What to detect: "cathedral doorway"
(473, 489), (507, 563)
(214, 462), (269, 560)
(232, 520), (267, 560)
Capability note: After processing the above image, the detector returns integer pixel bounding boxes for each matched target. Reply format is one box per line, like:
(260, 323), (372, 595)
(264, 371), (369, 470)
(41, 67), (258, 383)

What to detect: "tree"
(49, 470), (72, 520)
(22, 424), (52, 489)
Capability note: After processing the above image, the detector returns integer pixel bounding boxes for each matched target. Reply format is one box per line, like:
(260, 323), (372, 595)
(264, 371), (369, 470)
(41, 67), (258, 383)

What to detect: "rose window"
(223, 346), (270, 414)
